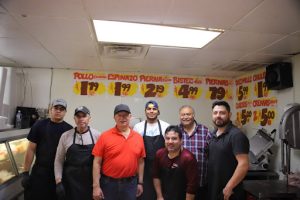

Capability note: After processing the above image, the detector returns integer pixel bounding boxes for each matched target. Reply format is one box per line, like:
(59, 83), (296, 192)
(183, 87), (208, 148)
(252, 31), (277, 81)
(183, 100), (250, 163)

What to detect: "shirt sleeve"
(27, 120), (42, 143)
(232, 131), (249, 155)
(54, 132), (67, 180)
(92, 134), (104, 157)
(133, 122), (143, 136)
(184, 153), (199, 194)
(152, 149), (163, 178)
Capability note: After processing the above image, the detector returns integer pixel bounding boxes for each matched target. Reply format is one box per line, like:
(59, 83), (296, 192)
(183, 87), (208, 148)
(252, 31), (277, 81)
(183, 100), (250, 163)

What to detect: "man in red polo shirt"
(92, 104), (146, 200)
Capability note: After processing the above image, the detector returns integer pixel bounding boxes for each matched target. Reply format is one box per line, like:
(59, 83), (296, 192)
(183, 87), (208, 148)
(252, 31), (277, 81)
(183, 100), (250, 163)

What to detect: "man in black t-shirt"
(21, 99), (73, 200)
(207, 101), (249, 200)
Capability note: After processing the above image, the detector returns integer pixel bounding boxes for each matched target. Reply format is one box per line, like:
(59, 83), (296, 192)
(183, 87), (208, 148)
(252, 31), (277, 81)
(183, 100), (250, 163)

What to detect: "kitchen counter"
(245, 170), (279, 180)
(244, 180), (300, 199)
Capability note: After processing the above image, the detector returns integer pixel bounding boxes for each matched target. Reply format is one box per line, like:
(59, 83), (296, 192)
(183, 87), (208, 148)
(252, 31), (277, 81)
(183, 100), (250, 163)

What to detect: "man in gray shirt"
(54, 106), (100, 200)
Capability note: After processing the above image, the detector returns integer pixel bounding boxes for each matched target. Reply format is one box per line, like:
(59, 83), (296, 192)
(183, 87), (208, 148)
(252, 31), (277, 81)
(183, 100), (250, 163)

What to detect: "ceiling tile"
(145, 46), (198, 62)
(1, 0), (86, 19)
(0, 37), (61, 67)
(259, 35), (300, 55)
(164, 0), (263, 28)
(233, 0), (300, 34)
(84, 0), (170, 23)
(185, 50), (244, 66)
(206, 30), (283, 52)
(238, 53), (291, 63)
(0, 55), (16, 66)
(0, 12), (30, 39)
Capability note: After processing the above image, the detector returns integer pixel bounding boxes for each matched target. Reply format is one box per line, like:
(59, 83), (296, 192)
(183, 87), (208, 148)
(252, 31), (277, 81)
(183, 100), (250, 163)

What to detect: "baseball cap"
(74, 106), (90, 115)
(52, 99), (67, 109)
(114, 104), (131, 115)
(145, 100), (159, 109)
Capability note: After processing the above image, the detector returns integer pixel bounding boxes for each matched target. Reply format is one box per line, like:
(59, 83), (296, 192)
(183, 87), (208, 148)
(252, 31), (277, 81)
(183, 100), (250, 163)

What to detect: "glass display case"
(0, 128), (29, 200)
(0, 143), (15, 184)
(8, 138), (28, 174)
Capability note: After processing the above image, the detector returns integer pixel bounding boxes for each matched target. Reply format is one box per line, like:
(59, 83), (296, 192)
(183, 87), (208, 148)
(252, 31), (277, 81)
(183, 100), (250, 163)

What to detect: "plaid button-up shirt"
(179, 121), (211, 187)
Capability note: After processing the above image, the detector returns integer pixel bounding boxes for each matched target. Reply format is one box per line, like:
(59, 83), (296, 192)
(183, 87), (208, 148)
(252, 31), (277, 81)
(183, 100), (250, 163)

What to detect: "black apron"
(140, 120), (165, 200)
(160, 154), (186, 200)
(62, 128), (95, 200)
(26, 121), (64, 200)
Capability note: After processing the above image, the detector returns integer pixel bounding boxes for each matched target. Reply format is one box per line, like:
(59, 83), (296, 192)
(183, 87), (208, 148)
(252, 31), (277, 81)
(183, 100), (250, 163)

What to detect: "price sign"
(140, 83), (168, 98)
(174, 84), (202, 99)
(254, 81), (268, 98)
(236, 85), (250, 101)
(108, 82), (138, 96)
(73, 81), (105, 96)
(253, 108), (276, 126)
(237, 109), (252, 125)
(206, 86), (232, 100)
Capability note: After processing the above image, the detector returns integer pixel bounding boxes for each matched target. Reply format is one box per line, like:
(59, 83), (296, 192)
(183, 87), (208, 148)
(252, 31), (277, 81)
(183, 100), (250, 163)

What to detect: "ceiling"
(0, 0), (299, 78)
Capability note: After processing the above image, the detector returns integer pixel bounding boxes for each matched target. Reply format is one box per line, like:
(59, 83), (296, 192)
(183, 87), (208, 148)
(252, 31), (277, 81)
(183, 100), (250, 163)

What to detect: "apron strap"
(73, 127), (94, 145)
(73, 129), (76, 144)
(88, 127), (95, 145)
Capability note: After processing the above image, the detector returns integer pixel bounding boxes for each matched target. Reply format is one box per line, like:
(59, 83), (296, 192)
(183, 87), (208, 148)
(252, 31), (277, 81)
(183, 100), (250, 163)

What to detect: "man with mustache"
(153, 125), (198, 200)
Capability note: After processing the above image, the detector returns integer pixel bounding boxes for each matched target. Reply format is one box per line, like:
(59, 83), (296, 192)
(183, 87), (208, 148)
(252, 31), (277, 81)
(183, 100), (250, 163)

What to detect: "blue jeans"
(100, 175), (137, 200)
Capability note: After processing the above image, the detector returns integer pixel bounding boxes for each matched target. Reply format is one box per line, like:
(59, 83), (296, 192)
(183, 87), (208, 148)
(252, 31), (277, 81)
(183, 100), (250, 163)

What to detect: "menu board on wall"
(235, 70), (277, 127)
(68, 69), (279, 129)
(71, 71), (234, 101)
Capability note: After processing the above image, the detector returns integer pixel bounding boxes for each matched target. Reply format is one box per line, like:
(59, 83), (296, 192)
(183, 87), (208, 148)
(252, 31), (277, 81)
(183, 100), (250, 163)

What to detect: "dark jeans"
(100, 175), (137, 200)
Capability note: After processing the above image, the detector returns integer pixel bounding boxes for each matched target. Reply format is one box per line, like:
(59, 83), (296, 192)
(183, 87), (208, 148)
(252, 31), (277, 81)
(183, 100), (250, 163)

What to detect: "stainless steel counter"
(245, 171), (279, 180)
(244, 180), (300, 199)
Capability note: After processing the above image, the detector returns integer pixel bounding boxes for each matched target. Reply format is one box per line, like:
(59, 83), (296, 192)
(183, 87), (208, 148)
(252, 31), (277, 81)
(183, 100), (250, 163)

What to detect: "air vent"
(100, 43), (148, 58)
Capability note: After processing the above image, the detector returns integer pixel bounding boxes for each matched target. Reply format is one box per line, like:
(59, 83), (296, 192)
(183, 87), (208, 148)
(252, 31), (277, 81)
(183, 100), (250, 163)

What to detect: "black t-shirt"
(207, 122), (249, 200)
(27, 118), (73, 167)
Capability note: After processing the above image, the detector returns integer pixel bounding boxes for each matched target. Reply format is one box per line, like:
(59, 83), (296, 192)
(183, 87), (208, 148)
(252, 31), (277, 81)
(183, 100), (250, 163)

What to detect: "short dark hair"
(212, 101), (231, 112)
(165, 125), (182, 139)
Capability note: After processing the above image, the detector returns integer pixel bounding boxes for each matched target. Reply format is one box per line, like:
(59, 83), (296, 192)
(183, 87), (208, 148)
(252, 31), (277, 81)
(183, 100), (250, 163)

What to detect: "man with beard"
(133, 100), (169, 200)
(207, 101), (249, 200)
(178, 105), (211, 200)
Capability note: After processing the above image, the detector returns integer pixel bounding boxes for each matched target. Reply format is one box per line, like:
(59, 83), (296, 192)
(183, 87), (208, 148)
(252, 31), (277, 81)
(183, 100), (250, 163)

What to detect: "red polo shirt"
(92, 126), (146, 178)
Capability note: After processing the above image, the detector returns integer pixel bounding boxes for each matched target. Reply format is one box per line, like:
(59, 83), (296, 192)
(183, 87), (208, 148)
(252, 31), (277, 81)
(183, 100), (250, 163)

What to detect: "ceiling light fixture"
(93, 20), (222, 49)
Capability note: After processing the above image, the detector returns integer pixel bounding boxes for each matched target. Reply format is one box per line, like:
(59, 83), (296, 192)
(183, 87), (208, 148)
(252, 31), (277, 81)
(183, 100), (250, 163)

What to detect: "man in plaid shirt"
(178, 105), (211, 200)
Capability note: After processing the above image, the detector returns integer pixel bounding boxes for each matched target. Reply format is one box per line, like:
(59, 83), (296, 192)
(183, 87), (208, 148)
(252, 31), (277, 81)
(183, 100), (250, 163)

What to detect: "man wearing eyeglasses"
(21, 99), (73, 200)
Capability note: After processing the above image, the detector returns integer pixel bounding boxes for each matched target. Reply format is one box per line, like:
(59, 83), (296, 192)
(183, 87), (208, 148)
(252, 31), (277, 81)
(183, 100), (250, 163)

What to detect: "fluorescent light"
(93, 20), (222, 49)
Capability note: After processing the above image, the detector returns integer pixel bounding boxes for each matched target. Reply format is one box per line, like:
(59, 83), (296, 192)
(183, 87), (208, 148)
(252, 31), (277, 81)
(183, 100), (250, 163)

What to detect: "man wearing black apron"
(133, 100), (170, 200)
(153, 125), (198, 200)
(54, 106), (100, 200)
(21, 99), (73, 200)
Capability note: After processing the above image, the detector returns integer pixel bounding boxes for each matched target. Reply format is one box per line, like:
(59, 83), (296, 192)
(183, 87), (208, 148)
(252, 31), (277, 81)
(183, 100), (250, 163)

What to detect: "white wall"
(50, 69), (219, 130)
(6, 54), (300, 174)
(236, 55), (300, 174)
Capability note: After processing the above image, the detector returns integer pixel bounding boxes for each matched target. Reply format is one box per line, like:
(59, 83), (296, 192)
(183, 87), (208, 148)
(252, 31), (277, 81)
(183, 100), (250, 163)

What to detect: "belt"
(101, 174), (137, 183)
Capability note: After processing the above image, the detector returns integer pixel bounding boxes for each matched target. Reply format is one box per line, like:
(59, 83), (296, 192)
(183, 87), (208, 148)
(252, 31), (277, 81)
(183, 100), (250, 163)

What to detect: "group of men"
(21, 98), (249, 200)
